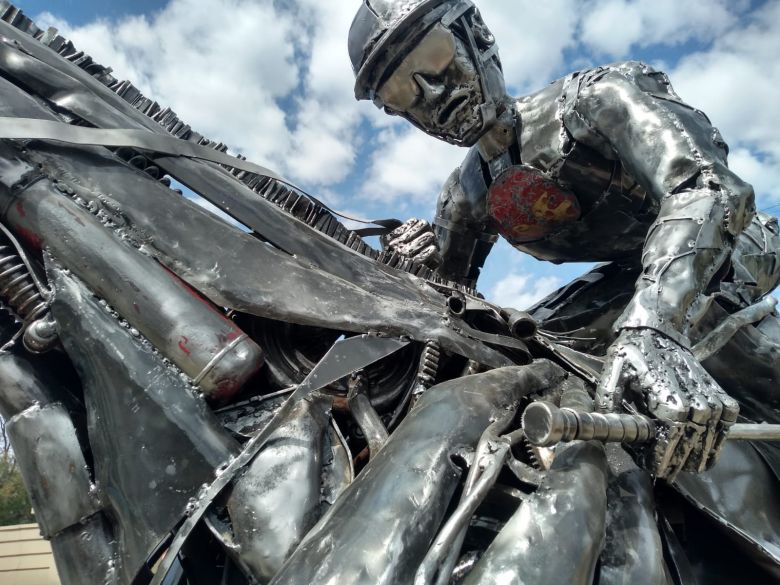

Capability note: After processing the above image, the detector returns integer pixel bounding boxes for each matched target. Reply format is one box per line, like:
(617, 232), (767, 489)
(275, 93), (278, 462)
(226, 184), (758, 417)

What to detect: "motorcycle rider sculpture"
(349, 0), (780, 480)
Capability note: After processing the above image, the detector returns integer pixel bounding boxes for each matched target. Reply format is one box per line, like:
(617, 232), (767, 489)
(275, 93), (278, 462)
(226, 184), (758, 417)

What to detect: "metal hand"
(381, 218), (442, 268)
(596, 328), (739, 479)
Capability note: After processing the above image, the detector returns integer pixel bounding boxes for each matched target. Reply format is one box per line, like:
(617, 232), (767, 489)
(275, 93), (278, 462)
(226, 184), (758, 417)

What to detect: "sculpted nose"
(413, 73), (445, 101)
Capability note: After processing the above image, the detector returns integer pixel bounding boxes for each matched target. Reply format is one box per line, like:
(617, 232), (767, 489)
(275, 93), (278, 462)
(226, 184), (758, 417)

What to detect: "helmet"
(348, 0), (502, 145)
(349, 0), (469, 101)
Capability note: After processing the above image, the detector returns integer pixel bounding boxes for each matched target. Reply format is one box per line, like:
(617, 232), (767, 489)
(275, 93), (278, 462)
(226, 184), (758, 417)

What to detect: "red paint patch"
(15, 227), (43, 250)
(178, 336), (191, 356)
(487, 165), (581, 244)
(15, 201), (25, 218)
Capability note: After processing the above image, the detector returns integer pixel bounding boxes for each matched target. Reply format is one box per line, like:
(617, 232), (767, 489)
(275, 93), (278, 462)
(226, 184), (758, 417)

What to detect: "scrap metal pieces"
(0, 157), (265, 401)
(600, 446), (670, 585)
(48, 266), (240, 582)
(0, 350), (119, 585)
(6, 401), (100, 539)
(269, 362), (565, 585)
(462, 442), (608, 585)
(226, 393), (333, 582)
(674, 441), (780, 573)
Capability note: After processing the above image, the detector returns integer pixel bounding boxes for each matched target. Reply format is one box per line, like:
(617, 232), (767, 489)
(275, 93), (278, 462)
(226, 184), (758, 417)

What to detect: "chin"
(448, 111), (489, 146)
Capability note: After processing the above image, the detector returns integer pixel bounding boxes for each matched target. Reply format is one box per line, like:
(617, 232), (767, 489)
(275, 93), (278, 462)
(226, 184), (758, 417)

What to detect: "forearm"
(434, 216), (496, 287)
(433, 164), (496, 288)
(566, 62), (755, 343)
(616, 189), (743, 345)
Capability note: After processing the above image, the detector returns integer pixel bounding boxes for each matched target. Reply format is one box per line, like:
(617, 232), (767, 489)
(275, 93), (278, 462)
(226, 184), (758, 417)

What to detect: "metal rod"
(415, 445), (509, 585)
(728, 423), (780, 441)
(522, 402), (780, 447)
(692, 296), (778, 361)
(347, 374), (389, 457)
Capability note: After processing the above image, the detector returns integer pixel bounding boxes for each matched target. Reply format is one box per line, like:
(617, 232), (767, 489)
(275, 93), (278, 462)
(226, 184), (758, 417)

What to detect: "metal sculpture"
(0, 1), (776, 584)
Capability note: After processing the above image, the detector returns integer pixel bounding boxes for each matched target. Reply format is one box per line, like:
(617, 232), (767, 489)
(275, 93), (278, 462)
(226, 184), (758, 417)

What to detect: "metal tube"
(523, 402), (780, 446)
(728, 423), (780, 441)
(692, 296), (778, 361)
(523, 402), (655, 447)
(503, 308), (538, 339)
(348, 375), (389, 456)
(0, 176), (264, 400)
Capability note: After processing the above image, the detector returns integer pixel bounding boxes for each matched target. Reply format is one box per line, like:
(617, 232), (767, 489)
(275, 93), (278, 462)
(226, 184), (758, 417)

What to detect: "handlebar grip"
(522, 402), (656, 447)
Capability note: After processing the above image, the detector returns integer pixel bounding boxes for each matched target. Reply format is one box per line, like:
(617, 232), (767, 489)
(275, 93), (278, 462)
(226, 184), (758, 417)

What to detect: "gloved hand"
(381, 218), (442, 269)
(596, 328), (739, 479)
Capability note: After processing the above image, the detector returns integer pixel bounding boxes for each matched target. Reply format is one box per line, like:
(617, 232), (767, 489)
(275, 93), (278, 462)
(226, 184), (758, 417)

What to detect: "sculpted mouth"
(437, 94), (469, 125)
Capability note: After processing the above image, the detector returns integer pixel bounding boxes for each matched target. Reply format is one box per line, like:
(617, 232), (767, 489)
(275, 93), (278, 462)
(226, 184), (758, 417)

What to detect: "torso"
(463, 78), (658, 263)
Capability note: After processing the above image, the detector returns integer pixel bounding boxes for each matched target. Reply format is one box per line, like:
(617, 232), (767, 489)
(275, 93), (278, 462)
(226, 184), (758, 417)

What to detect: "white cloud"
(729, 149), (780, 206)
(479, 0), (581, 91)
(580, 0), (745, 58)
(282, 1), (365, 185)
(36, 0), (368, 190)
(37, 1), (298, 170)
(488, 272), (563, 310)
(669, 1), (780, 202)
(361, 127), (465, 205)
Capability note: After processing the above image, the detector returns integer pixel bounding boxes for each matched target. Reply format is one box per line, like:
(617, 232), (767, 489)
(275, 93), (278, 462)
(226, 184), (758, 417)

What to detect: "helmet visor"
(375, 24), (456, 111)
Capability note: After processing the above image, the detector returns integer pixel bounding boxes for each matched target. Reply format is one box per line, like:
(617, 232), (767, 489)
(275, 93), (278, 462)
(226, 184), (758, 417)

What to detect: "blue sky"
(21, 0), (780, 308)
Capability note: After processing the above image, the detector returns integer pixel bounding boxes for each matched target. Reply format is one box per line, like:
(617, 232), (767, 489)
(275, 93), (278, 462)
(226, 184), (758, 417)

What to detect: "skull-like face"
(375, 18), (503, 146)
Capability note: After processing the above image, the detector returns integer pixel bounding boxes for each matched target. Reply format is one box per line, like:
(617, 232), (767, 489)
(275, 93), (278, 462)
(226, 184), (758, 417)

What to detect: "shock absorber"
(0, 223), (55, 352)
(411, 340), (441, 406)
(417, 340), (441, 388)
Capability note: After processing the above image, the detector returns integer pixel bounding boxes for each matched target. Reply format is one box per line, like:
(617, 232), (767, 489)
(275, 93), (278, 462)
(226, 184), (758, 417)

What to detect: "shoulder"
(571, 61), (683, 102)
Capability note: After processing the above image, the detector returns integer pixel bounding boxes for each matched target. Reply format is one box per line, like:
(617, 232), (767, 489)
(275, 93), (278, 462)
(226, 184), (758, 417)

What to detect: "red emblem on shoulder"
(487, 165), (581, 244)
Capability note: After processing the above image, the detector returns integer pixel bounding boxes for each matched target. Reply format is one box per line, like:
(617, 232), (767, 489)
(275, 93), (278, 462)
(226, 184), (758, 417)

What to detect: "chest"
(486, 164), (581, 244)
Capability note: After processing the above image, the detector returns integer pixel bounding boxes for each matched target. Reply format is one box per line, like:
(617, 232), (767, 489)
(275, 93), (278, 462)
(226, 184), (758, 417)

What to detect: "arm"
(381, 149), (497, 289)
(565, 61), (755, 345)
(565, 62), (750, 477)
(433, 150), (498, 289)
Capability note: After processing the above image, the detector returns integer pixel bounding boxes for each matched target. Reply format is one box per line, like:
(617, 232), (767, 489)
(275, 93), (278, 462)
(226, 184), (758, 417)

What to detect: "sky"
(16, 0), (780, 309)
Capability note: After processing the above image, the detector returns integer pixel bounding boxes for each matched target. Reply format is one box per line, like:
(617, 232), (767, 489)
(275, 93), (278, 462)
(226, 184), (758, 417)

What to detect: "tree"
(0, 419), (35, 526)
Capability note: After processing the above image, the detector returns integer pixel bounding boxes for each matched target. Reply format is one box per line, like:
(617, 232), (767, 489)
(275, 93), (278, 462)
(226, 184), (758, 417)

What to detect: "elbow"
(716, 165), (755, 236)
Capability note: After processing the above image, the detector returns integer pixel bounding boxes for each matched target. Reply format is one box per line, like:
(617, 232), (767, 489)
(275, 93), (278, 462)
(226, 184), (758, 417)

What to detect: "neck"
(477, 97), (516, 161)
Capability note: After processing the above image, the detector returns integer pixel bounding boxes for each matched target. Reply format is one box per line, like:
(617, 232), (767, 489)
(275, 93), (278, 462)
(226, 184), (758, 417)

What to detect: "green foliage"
(0, 455), (35, 526)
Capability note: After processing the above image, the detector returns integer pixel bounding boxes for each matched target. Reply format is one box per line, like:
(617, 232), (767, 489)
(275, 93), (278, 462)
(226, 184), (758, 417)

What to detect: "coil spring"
(417, 341), (441, 388)
(0, 236), (48, 324)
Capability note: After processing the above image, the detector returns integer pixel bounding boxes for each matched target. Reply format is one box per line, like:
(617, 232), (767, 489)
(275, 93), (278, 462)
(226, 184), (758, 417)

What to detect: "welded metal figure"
(0, 1), (777, 585)
(350, 0), (780, 582)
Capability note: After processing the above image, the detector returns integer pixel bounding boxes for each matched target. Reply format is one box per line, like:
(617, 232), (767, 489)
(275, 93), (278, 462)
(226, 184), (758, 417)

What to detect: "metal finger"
(411, 231), (436, 250)
(415, 245), (441, 267)
(705, 391), (740, 470)
(654, 353), (699, 477)
(397, 233), (436, 258)
(595, 350), (627, 413)
(648, 422), (685, 478)
(705, 419), (734, 470)
(666, 420), (706, 481)
(718, 391), (740, 424)
(683, 393), (719, 473)
(389, 218), (427, 246)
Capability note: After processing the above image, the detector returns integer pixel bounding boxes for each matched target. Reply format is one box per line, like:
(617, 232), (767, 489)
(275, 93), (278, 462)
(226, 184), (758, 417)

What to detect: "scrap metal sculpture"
(0, 1), (777, 584)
